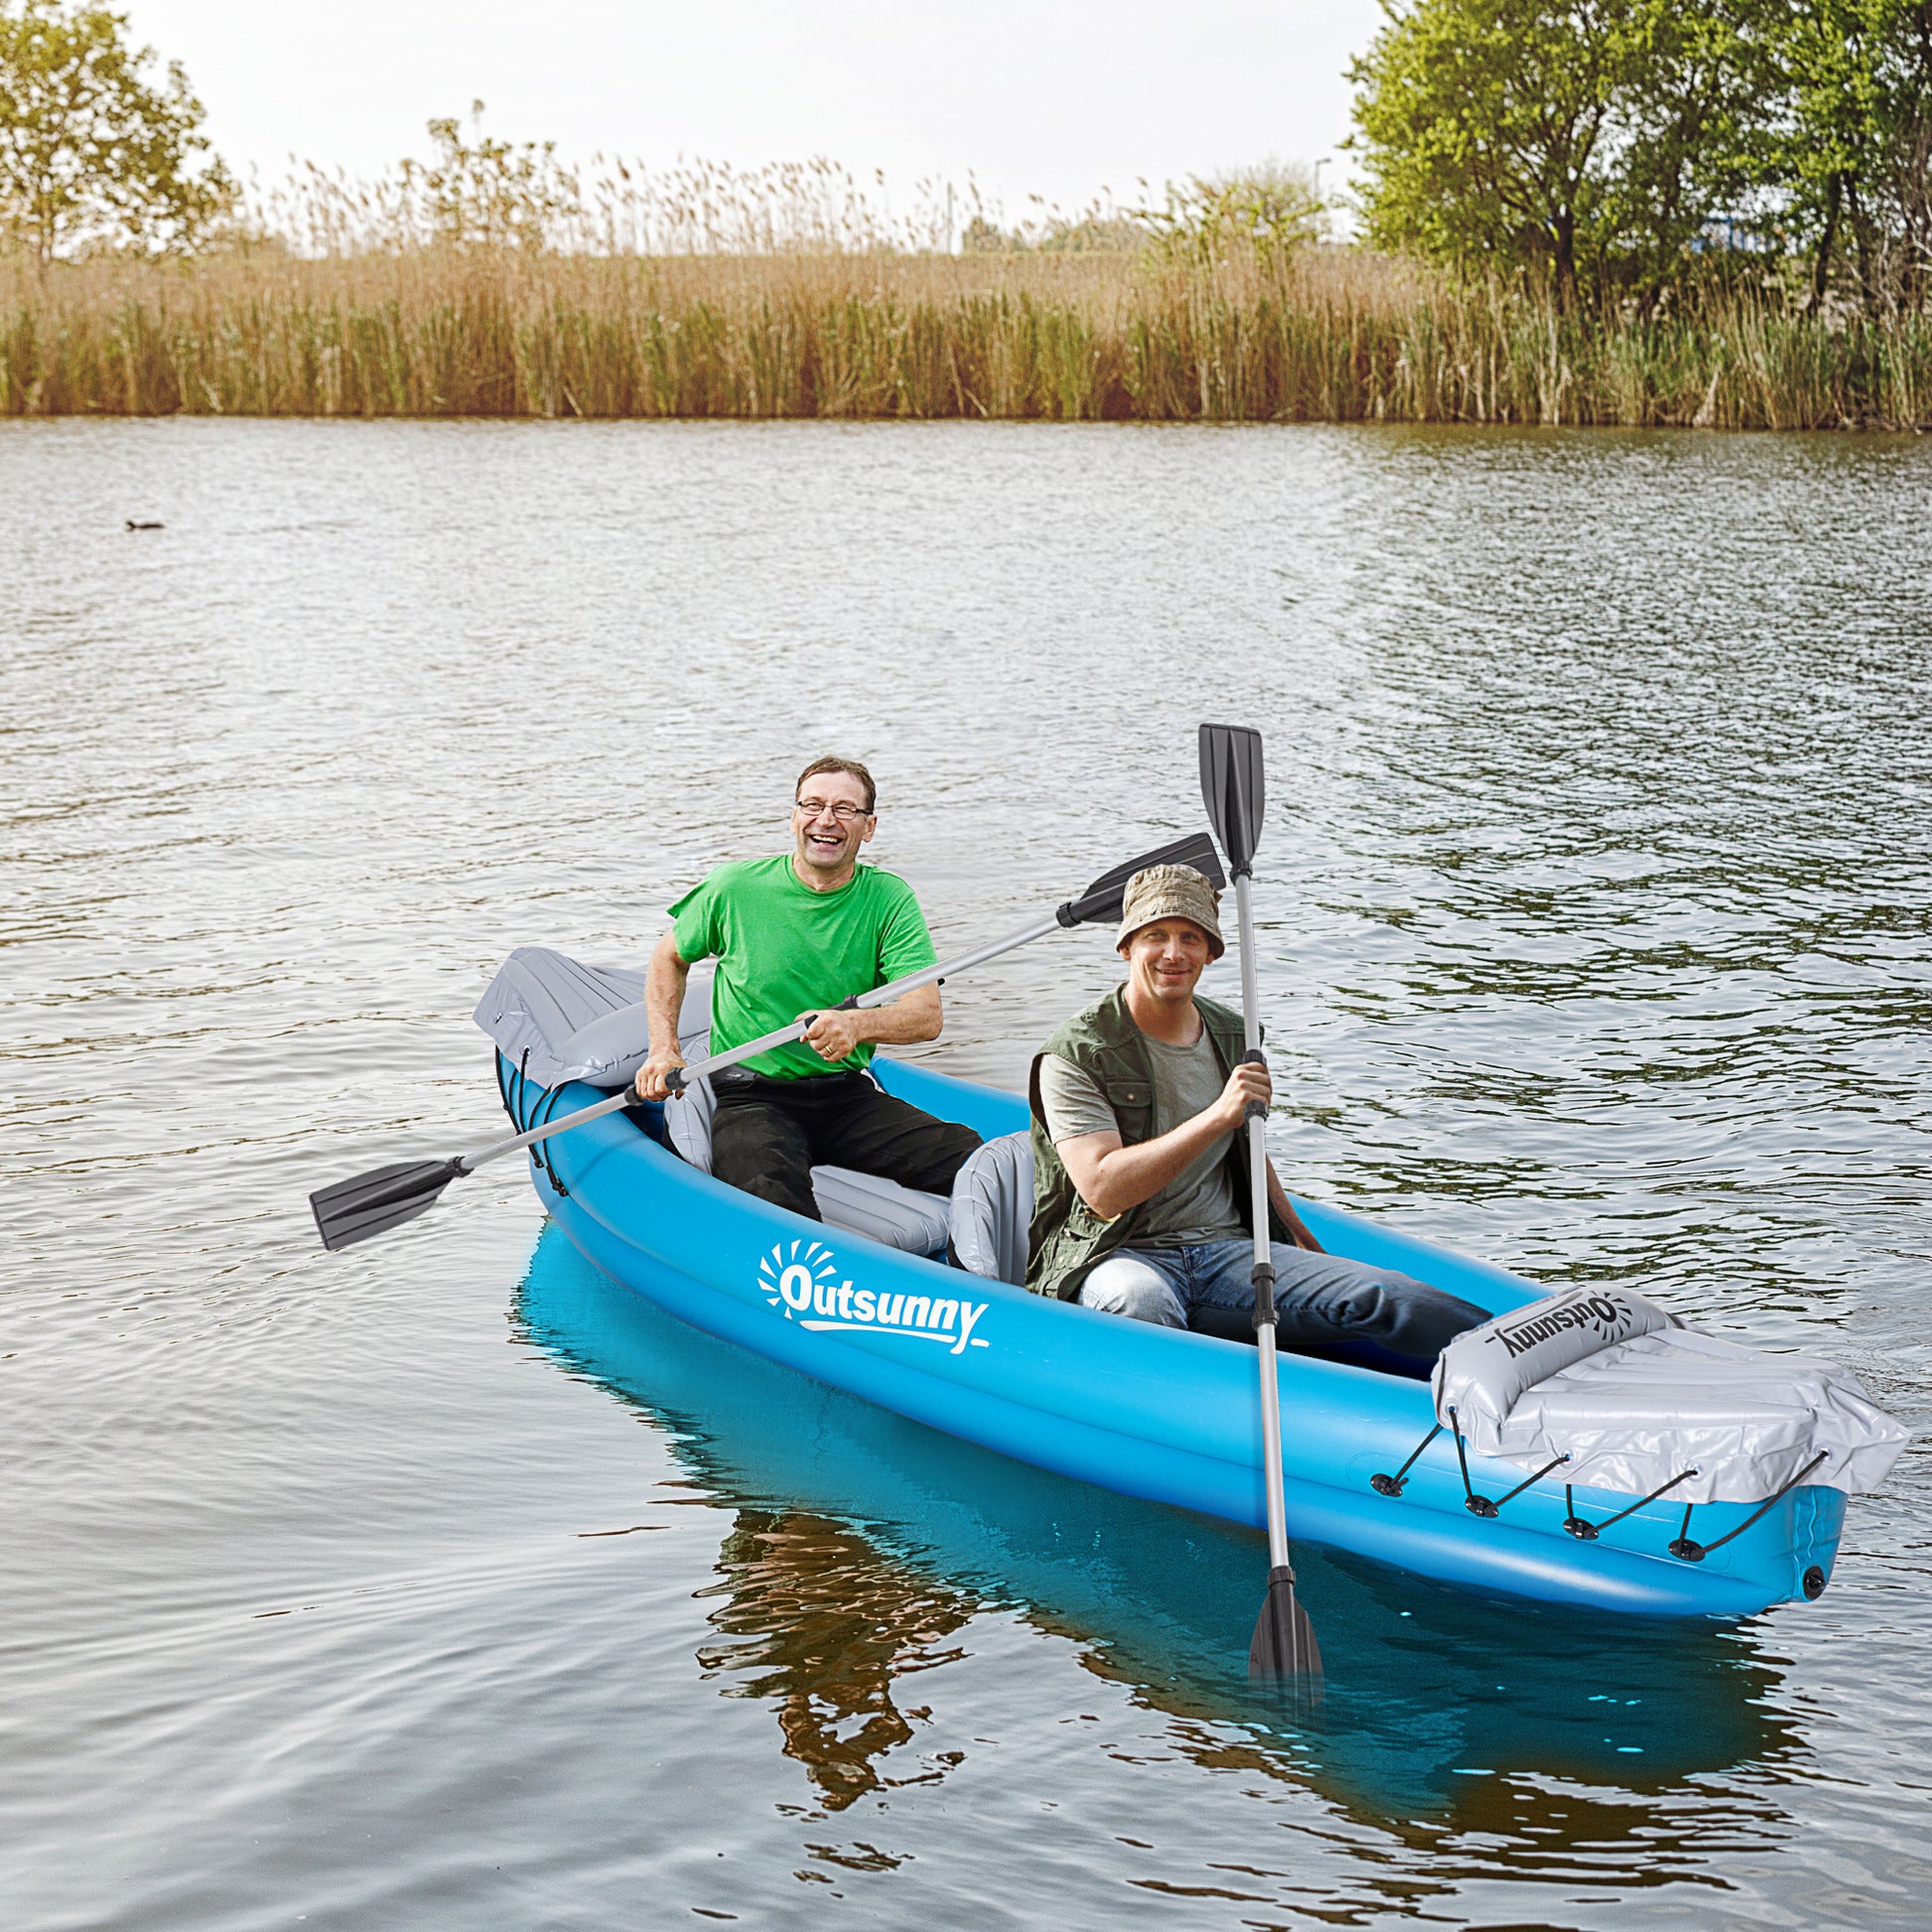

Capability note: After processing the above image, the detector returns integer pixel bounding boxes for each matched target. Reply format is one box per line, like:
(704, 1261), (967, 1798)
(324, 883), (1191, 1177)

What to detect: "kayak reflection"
(514, 1222), (1800, 1826)
(696, 1505), (976, 1812)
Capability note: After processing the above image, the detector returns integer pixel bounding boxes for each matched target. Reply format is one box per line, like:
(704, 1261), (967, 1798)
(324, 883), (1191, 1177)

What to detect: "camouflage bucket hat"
(1115, 864), (1225, 958)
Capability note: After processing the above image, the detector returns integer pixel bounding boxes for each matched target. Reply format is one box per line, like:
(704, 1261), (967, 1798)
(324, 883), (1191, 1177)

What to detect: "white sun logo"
(758, 1238), (839, 1318)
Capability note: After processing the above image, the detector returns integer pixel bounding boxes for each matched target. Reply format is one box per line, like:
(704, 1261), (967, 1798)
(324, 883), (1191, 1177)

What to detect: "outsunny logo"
(1489, 1291), (1633, 1360)
(757, 1239), (991, 1356)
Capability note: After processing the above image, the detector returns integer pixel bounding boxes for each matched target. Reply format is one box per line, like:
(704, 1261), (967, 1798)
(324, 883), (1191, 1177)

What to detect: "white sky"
(122, 1), (1381, 223)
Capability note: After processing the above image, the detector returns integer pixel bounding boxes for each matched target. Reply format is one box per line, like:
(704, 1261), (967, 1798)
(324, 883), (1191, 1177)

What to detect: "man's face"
(1121, 918), (1213, 1006)
(792, 770), (876, 880)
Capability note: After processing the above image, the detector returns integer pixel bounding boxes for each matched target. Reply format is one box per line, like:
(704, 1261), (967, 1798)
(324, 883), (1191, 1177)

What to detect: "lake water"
(4, 418), (1929, 1930)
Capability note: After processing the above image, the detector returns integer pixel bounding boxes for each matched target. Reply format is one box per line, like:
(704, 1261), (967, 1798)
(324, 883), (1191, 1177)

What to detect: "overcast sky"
(123, 1), (1382, 221)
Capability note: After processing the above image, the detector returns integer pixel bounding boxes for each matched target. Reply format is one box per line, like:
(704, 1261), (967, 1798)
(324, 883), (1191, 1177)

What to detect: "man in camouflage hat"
(1027, 865), (1483, 1372)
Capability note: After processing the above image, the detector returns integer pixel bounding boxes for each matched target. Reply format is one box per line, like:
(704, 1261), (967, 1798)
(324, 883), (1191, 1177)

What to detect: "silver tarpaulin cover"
(1435, 1287), (1909, 1504)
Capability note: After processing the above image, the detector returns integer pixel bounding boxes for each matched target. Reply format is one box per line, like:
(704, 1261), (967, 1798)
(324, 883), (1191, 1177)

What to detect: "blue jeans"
(1079, 1239), (1485, 1368)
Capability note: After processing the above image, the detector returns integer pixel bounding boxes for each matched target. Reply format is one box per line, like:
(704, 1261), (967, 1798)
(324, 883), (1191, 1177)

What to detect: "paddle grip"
(1250, 1261), (1278, 1329)
(798, 996), (861, 1031)
(1240, 1044), (1268, 1121)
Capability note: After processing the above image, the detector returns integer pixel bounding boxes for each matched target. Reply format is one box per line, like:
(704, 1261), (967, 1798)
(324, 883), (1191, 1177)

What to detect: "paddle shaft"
(1233, 866), (1293, 1578)
(659, 910), (1061, 1097)
(456, 909), (1065, 1174)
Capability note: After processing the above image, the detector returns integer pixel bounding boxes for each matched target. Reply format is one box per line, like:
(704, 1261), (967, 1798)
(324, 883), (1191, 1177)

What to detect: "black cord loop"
(534, 1080), (571, 1196)
(1446, 1407), (1499, 1516)
(1667, 1450), (1829, 1563)
(1563, 1465), (1700, 1539)
(1490, 1453), (1572, 1511)
(1370, 1423), (1443, 1497)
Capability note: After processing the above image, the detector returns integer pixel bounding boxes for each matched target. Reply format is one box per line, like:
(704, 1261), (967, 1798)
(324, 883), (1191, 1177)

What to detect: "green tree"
(1347, 0), (1762, 308)
(0, 0), (230, 262)
(1598, 1), (1770, 300)
(1141, 164), (1331, 260)
(403, 101), (575, 252)
(1760, 0), (1931, 312)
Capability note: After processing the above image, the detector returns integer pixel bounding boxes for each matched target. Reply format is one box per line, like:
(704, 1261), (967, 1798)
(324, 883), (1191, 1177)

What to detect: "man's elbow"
(1072, 1174), (1123, 1222)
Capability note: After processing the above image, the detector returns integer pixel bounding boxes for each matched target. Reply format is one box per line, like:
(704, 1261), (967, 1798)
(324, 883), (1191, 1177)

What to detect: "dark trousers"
(710, 1068), (982, 1222)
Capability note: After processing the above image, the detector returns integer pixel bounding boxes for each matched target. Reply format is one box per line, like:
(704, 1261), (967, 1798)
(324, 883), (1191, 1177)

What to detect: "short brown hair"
(795, 756), (877, 814)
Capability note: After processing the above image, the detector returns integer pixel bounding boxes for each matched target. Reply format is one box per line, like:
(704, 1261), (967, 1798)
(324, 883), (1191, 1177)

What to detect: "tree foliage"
(0, 0), (229, 261)
(1139, 164), (1331, 260)
(957, 165), (1329, 259)
(401, 101), (576, 252)
(1348, 0), (1931, 310)
(1763, 0), (1932, 311)
(1348, 0), (1759, 307)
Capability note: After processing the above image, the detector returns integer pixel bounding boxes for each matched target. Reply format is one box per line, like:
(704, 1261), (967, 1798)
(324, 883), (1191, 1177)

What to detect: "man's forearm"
(1081, 1111), (1233, 1221)
(853, 986), (943, 1046)
(644, 940), (691, 1052)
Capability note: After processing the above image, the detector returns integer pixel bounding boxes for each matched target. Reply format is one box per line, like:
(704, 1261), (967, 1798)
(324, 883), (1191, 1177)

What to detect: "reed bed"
(3, 248), (1927, 428)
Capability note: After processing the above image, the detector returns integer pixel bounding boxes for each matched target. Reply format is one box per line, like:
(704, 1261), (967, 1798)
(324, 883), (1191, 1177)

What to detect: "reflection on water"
(5, 419), (1928, 1929)
(696, 1507), (976, 1811)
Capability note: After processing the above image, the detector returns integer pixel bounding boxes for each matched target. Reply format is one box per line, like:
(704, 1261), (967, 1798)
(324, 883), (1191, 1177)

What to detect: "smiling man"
(1028, 865), (1483, 1374)
(635, 757), (980, 1219)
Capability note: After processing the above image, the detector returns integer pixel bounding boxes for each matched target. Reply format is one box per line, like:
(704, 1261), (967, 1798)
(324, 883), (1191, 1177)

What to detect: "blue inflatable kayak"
(504, 1049), (1849, 1619)
(519, 1221), (1791, 1804)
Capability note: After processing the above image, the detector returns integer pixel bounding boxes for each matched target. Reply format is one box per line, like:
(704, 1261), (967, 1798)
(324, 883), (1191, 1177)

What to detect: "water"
(4, 417), (1929, 1930)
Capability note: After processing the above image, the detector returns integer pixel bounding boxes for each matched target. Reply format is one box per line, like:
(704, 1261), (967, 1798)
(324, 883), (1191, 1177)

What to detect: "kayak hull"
(518, 1054), (1846, 1618)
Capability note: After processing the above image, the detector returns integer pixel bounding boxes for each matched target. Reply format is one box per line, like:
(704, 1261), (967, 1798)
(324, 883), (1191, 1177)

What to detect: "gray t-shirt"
(1036, 1027), (1243, 1246)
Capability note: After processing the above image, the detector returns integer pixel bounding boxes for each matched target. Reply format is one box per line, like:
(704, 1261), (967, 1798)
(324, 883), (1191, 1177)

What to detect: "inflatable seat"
(476, 948), (950, 1256)
(949, 1132), (1034, 1285)
(473, 945), (656, 1090)
(807, 1167), (952, 1256)
(667, 1027), (950, 1256)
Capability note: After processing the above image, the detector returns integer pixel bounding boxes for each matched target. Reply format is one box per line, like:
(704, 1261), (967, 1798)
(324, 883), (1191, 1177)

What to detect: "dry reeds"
(3, 247), (1927, 428)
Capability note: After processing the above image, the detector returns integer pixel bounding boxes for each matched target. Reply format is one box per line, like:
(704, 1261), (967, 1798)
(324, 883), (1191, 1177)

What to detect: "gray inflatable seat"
(476, 946), (950, 1255)
(474, 945), (705, 1092)
(1436, 1287), (1911, 1505)
(665, 1029), (949, 1255)
(948, 1132), (1034, 1285)
(808, 1167), (953, 1255)
(663, 1016), (720, 1172)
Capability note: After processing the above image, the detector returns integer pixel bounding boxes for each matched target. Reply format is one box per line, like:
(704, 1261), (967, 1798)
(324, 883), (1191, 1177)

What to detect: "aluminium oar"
(1199, 721), (1322, 1685)
(311, 829), (1226, 1253)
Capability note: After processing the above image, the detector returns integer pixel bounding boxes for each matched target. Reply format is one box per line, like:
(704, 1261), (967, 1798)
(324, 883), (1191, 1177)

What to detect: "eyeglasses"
(794, 797), (873, 823)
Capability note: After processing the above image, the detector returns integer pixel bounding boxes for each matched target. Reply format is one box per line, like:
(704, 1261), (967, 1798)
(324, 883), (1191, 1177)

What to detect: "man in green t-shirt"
(632, 756), (981, 1219)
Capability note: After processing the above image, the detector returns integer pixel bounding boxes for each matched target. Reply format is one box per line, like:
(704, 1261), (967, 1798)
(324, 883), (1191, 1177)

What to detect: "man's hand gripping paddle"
(310, 830), (1225, 1254)
(1199, 722), (1323, 1687)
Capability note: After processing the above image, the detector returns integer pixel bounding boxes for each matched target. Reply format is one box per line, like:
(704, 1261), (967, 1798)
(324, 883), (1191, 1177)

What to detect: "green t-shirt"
(670, 855), (939, 1079)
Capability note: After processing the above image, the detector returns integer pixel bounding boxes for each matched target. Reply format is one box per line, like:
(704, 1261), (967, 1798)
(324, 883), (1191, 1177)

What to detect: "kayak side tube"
(521, 1055), (1844, 1618)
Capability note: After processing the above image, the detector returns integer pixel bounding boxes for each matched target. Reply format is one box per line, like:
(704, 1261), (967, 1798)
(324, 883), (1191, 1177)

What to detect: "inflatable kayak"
(479, 947), (1904, 1620)
(520, 1222), (1798, 1806)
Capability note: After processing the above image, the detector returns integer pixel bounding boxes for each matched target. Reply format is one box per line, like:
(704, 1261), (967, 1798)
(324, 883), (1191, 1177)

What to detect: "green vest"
(1025, 986), (1288, 1302)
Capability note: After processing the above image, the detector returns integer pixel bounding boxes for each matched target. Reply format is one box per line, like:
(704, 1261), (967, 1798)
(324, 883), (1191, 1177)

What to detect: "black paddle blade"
(1249, 1564), (1322, 1682)
(1199, 722), (1267, 877)
(311, 1159), (464, 1252)
(1059, 829), (1227, 927)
